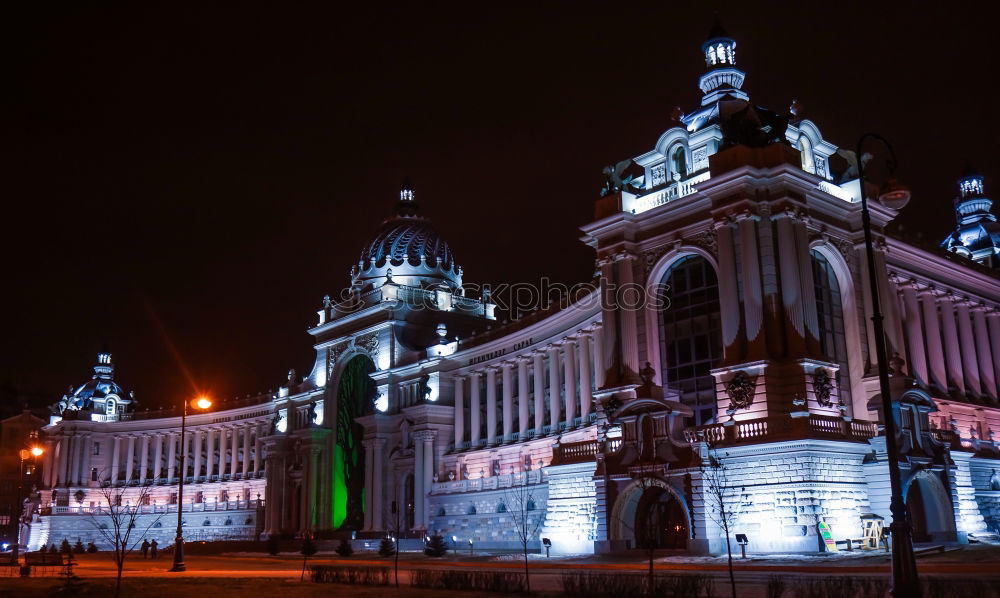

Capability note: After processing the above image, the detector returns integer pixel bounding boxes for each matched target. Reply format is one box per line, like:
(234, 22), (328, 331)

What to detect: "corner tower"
(942, 167), (1000, 268)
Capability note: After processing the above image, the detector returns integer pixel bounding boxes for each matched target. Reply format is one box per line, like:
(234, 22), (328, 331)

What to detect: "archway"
(333, 354), (376, 529)
(610, 478), (690, 550)
(634, 486), (688, 549)
(905, 472), (956, 543)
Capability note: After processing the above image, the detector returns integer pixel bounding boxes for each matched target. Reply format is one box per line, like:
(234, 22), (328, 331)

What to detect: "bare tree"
(613, 436), (662, 598)
(502, 472), (543, 593)
(699, 442), (745, 598)
(382, 500), (407, 587)
(88, 483), (165, 598)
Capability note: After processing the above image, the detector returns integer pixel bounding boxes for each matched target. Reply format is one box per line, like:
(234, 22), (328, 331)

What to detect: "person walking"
(150, 539), (158, 559)
(140, 539), (150, 559)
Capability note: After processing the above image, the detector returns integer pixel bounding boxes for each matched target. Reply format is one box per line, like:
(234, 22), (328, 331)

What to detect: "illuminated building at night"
(26, 21), (1000, 554)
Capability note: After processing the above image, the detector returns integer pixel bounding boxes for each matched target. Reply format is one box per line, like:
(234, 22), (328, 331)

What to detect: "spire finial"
(395, 177), (419, 217)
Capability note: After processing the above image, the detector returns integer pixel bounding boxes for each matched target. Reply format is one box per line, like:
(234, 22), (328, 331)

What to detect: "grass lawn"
(0, 576), (531, 598)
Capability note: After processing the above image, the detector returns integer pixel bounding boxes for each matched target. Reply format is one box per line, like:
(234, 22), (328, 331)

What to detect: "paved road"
(47, 550), (999, 597)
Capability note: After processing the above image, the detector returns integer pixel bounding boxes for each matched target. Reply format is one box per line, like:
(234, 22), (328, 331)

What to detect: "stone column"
(501, 362), (514, 441)
(422, 431), (434, 527)
(564, 339), (577, 428)
(715, 219), (742, 358)
(363, 440), (375, 530)
(578, 331), (593, 421)
(205, 428), (215, 479)
(517, 358), (530, 437)
(956, 299), (982, 396)
(533, 352), (545, 434)
(165, 434), (175, 483)
(920, 287), (947, 392)
(615, 253), (641, 378)
(940, 294), (965, 394)
(253, 425), (263, 477)
(43, 439), (56, 488)
(177, 432), (188, 480)
(109, 436), (122, 486)
(56, 437), (68, 487)
(775, 211), (806, 350)
(988, 311), (1000, 401)
(152, 434), (163, 482)
(901, 282), (928, 386)
(470, 372), (482, 447)
(372, 439), (384, 529)
(230, 426), (240, 477)
(243, 426), (252, 478)
(307, 447), (319, 530)
(191, 429), (203, 481)
(138, 434), (150, 484)
(486, 367), (498, 445)
(592, 324), (606, 389)
(454, 375), (465, 449)
(124, 435), (136, 484)
(69, 435), (82, 487)
(793, 215), (820, 347)
(81, 436), (93, 485)
(548, 346), (561, 432)
(971, 305), (998, 400)
(413, 437), (425, 528)
(738, 213), (765, 355)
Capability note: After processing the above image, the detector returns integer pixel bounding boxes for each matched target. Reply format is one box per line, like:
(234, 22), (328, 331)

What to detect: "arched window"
(811, 250), (851, 409)
(105, 399), (116, 415)
(659, 255), (722, 426)
(798, 135), (815, 174)
(670, 145), (687, 180)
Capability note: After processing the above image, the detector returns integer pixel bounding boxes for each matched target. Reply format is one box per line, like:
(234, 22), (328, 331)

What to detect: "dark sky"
(3, 2), (997, 410)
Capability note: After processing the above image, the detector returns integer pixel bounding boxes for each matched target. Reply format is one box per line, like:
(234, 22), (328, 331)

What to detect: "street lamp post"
(14, 433), (43, 562)
(170, 396), (211, 573)
(855, 133), (920, 597)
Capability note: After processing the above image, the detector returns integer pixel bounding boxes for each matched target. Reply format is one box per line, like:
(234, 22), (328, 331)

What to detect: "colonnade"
(452, 326), (603, 450)
(897, 280), (1000, 401)
(48, 421), (268, 488)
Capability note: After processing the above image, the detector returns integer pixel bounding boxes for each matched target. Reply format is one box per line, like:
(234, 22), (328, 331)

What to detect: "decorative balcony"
(682, 414), (878, 446)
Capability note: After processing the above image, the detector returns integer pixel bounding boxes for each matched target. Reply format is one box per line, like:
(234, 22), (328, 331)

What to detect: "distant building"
(0, 410), (46, 549)
(29, 20), (1000, 554)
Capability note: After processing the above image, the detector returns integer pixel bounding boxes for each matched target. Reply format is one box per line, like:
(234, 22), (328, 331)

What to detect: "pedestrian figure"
(140, 539), (150, 558)
(150, 539), (158, 559)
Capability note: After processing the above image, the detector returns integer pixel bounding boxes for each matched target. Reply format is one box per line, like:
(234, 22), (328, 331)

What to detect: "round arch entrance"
(905, 472), (956, 543)
(610, 478), (690, 550)
(333, 354), (377, 530)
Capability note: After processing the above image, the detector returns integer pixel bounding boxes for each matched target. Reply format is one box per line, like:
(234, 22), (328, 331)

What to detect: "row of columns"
(453, 326), (603, 449)
(899, 280), (1000, 401)
(50, 422), (266, 488)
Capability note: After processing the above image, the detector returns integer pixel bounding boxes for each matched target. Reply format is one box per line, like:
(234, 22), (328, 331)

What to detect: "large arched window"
(659, 255), (722, 425)
(811, 250), (851, 409)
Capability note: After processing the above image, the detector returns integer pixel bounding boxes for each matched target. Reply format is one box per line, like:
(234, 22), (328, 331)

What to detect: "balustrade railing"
(46, 499), (265, 516)
(683, 413), (878, 445)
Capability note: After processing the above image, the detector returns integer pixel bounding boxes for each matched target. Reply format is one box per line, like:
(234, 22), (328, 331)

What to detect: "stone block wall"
(540, 461), (597, 554)
(705, 440), (871, 553)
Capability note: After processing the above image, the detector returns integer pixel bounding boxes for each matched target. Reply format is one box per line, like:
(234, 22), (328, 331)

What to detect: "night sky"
(4, 2), (997, 411)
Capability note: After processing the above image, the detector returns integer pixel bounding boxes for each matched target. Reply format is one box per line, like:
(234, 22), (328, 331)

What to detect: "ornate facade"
(26, 22), (1000, 554)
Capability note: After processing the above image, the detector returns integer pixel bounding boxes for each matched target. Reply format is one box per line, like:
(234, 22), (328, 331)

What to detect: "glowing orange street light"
(30, 446), (43, 457)
(171, 394), (213, 572)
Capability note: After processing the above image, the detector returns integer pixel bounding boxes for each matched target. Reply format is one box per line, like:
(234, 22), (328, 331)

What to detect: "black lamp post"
(855, 133), (920, 597)
(170, 396), (211, 573)
(14, 431), (43, 562)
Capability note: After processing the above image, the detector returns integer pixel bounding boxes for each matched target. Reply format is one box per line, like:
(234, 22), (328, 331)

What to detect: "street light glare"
(30, 446), (43, 457)
(194, 397), (212, 410)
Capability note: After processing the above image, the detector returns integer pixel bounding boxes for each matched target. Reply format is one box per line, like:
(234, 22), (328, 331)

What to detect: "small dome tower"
(941, 166), (1000, 267)
(698, 17), (748, 106)
(53, 352), (136, 420)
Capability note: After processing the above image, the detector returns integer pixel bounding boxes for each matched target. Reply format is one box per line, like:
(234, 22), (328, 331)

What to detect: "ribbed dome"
(351, 182), (463, 291)
(360, 216), (454, 270)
